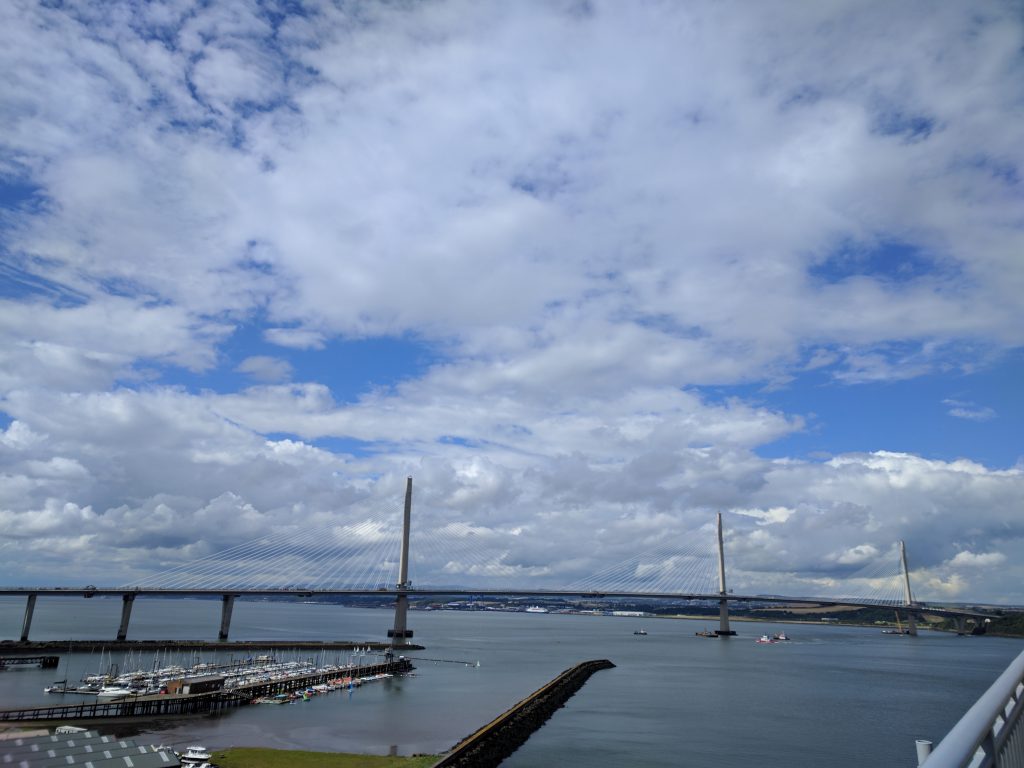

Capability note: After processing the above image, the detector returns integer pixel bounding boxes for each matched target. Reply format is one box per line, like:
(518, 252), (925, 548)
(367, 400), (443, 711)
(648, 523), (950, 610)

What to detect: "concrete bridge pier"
(388, 476), (415, 648)
(905, 610), (919, 636)
(116, 593), (135, 641)
(899, 541), (918, 637)
(219, 594), (236, 641)
(20, 593), (37, 642)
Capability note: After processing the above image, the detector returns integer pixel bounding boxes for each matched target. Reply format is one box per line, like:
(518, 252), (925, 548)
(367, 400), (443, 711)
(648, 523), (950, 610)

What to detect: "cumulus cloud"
(949, 551), (1007, 567)
(833, 544), (881, 566)
(0, 0), (1022, 604)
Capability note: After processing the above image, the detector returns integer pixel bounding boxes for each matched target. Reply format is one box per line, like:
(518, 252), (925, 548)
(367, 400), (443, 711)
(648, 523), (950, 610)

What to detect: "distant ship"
(524, 606), (548, 613)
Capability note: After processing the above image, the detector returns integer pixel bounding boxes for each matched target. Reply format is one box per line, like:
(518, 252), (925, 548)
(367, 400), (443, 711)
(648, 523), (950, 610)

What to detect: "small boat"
(772, 632), (790, 641)
(695, 627), (718, 638)
(96, 686), (135, 699)
(525, 606), (548, 613)
(756, 634), (777, 644)
(633, 629), (648, 636)
(882, 611), (910, 635)
(179, 745), (212, 765)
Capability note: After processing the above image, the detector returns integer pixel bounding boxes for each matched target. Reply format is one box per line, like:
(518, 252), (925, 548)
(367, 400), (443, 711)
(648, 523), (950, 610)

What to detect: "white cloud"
(949, 551), (1006, 567)
(734, 507), (796, 526)
(944, 399), (997, 422)
(0, 1), (1022, 602)
(833, 544), (880, 566)
(236, 355), (293, 383)
(265, 327), (326, 350)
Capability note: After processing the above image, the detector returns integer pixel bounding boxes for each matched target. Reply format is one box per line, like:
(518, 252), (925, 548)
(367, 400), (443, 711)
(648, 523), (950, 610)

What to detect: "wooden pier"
(0, 658), (413, 724)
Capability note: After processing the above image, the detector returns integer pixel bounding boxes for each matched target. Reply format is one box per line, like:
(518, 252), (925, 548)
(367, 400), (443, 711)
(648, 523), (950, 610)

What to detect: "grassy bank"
(211, 748), (438, 768)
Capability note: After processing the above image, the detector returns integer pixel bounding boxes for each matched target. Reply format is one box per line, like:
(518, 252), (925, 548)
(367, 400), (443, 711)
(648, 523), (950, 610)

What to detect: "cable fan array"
(565, 539), (722, 595)
(127, 518), (404, 591)
(122, 505), (917, 607)
(806, 548), (911, 607)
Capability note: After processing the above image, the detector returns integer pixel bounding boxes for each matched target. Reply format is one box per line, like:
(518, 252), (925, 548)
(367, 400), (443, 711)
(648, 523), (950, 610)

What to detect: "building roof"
(0, 729), (182, 767)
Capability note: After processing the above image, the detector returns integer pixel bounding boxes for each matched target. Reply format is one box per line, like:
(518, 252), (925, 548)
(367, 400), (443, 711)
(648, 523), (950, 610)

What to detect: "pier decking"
(0, 658), (413, 724)
(0, 656), (59, 669)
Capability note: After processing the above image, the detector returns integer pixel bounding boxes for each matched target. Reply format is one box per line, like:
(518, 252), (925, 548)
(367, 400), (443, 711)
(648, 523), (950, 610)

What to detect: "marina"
(0, 647), (414, 724)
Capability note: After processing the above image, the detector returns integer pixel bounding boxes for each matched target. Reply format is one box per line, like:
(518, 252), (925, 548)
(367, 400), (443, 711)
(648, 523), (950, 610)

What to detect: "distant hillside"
(749, 604), (1024, 637)
(978, 611), (1024, 637)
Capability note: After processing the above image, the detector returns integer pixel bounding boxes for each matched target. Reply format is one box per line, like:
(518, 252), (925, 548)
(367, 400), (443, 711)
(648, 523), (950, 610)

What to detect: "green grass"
(211, 748), (438, 768)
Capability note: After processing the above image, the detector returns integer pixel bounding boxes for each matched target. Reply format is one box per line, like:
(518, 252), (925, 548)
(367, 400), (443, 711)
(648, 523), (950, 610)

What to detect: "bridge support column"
(906, 611), (918, 637)
(716, 512), (735, 636)
(20, 593), (37, 642)
(899, 541), (918, 637)
(116, 593), (135, 641)
(388, 476), (415, 648)
(219, 594), (236, 641)
(954, 616), (969, 635)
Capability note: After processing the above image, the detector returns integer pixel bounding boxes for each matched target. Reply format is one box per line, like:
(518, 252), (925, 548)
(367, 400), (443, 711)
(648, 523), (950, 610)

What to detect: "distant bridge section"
(0, 585), (995, 644)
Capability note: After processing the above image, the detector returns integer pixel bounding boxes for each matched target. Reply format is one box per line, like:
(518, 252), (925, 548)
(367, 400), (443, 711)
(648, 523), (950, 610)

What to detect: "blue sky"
(746, 351), (1023, 468)
(1, 0), (1023, 603)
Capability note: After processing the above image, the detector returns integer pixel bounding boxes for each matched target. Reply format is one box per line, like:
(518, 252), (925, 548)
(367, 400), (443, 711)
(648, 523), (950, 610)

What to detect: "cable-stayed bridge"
(3, 478), (993, 644)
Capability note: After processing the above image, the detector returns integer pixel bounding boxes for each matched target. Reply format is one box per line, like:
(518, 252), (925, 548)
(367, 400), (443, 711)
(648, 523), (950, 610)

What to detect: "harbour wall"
(1, 640), (423, 652)
(431, 658), (615, 768)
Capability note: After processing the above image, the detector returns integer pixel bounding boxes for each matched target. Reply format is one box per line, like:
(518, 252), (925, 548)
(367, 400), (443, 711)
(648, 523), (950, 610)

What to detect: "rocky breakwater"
(432, 658), (615, 768)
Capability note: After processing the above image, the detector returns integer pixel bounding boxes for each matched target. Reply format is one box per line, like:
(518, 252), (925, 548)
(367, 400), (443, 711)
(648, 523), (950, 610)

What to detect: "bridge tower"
(716, 512), (736, 636)
(387, 476), (415, 648)
(899, 539), (918, 636)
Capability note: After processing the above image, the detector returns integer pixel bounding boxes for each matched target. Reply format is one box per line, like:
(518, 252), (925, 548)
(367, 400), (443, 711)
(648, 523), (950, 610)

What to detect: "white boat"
(525, 606), (548, 613)
(96, 686), (135, 699)
(179, 745), (212, 764)
(755, 634), (776, 644)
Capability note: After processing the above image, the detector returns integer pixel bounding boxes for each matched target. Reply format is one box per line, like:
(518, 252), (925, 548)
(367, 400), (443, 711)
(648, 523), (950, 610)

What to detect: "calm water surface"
(1, 597), (1021, 767)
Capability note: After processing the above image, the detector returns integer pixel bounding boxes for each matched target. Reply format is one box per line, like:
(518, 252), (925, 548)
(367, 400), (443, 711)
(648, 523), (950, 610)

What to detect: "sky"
(1, 0), (1022, 605)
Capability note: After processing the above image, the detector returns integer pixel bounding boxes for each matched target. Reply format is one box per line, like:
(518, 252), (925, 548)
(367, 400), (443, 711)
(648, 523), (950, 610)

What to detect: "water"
(1, 596), (1022, 766)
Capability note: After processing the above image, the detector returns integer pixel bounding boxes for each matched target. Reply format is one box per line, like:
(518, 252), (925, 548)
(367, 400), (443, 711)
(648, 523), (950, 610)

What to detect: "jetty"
(0, 655), (59, 669)
(0, 658), (413, 724)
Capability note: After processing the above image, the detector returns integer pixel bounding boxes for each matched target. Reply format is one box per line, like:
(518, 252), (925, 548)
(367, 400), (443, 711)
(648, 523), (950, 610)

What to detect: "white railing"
(918, 649), (1024, 767)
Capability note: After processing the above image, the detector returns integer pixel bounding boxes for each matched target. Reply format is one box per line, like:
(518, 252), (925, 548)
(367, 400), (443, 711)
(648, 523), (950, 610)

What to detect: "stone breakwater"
(432, 659), (616, 768)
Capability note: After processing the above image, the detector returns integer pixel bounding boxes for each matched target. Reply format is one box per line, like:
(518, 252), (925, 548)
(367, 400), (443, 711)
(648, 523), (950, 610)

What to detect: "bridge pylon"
(387, 476), (415, 648)
(899, 540), (918, 637)
(716, 512), (736, 637)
